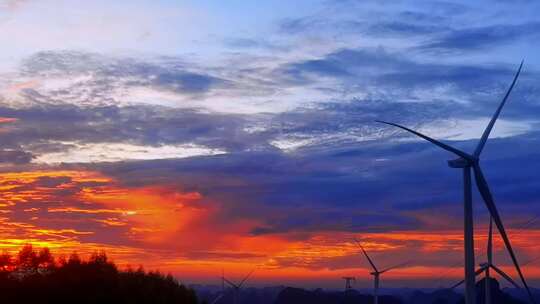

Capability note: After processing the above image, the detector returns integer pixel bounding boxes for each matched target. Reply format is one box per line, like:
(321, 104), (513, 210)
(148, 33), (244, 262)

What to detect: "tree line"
(0, 244), (199, 304)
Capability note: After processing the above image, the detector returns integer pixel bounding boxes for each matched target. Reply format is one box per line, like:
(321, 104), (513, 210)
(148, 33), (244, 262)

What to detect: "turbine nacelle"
(448, 158), (470, 168)
(447, 156), (478, 168)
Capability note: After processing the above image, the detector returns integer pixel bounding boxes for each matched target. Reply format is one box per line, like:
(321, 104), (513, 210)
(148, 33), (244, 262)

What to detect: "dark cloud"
(278, 46), (535, 102)
(84, 149), (441, 234)
(367, 22), (448, 36)
(0, 104), (265, 154)
(250, 210), (421, 236)
(279, 0), (467, 40)
(3, 49), (539, 190)
(87, 109), (540, 238)
(422, 22), (540, 51)
(223, 38), (288, 51)
(225, 38), (262, 48)
(21, 50), (226, 96)
(31, 176), (73, 188)
(278, 17), (329, 34)
(0, 149), (33, 164)
(279, 48), (405, 84)
(397, 10), (450, 24)
(278, 0), (539, 58)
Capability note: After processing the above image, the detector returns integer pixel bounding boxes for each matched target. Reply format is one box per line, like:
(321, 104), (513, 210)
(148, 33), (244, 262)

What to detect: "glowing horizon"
(0, 168), (539, 289)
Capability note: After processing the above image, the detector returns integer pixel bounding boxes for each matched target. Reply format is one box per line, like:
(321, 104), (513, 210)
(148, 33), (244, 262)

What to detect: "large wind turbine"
(377, 61), (535, 304)
(355, 239), (408, 304)
(222, 269), (255, 304)
(451, 218), (521, 304)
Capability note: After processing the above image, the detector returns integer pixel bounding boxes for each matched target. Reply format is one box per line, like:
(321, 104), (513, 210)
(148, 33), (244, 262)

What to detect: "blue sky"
(0, 0), (539, 288)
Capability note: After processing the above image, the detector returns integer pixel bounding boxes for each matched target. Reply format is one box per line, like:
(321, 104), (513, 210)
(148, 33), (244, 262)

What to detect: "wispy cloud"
(422, 22), (540, 51)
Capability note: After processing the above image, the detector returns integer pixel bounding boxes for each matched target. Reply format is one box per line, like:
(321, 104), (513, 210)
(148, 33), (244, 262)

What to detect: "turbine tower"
(355, 239), (408, 304)
(222, 269), (255, 304)
(377, 61), (535, 304)
(451, 218), (522, 304)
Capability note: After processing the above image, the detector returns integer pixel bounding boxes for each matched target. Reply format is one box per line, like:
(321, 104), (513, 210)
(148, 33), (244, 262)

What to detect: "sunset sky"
(0, 0), (540, 289)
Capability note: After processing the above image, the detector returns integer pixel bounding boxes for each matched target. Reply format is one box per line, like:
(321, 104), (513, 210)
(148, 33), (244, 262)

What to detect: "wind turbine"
(210, 270), (227, 304)
(355, 239), (409, 304)
(210, 293), (225, 304)
(222, 269), (255, 304)
(377, 61), (535, 304)
(451, 218), (521, 304)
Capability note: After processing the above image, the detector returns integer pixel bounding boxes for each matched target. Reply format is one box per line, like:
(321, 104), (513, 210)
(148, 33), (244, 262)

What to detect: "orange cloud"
(0, 117), (18, 123)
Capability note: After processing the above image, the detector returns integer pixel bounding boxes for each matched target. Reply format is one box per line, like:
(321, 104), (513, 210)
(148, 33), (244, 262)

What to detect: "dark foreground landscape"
(196, 282), (540, 304)
(1, 245), (538, 304)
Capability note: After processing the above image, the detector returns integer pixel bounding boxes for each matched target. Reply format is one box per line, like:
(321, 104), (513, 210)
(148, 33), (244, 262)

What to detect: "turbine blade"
(376, 121), (471, 159)
(491, 265), (521, 290)
(472, 164), (536, 304)
(450, 268), (484, 289)
(354, 238), (378, 272)
(521, 215), (539, 229)
(210, 293), (224, 304)
(474, 61), (524, 157)
(380, 260), (411, 274)
(238, 269), (256, 288)
(222, 277), (238, 289)
(450, 278), (465, 290)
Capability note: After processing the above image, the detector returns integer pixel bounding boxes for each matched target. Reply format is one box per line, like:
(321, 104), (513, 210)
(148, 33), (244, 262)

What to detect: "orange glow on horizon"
(0, 169), (539, 287)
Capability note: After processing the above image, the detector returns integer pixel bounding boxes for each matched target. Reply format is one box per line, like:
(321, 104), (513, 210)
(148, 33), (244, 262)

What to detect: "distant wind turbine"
(210, 292), (224, 304)
(222, 269), (255, 304)
(355, 239), (409, 304)
(210, 270), (227, 304)
(451, 218), (521, 304)
(377, 61), (535, 304)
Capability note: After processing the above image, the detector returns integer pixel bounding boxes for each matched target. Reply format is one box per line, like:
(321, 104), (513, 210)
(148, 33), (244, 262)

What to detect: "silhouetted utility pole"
(342, 277), (355, 290)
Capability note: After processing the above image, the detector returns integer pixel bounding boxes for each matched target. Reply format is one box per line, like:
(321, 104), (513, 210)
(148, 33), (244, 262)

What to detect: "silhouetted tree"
(0, 245), (199, 304)
(0, 250), (12, 272)
(16, 244), (39, 274)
